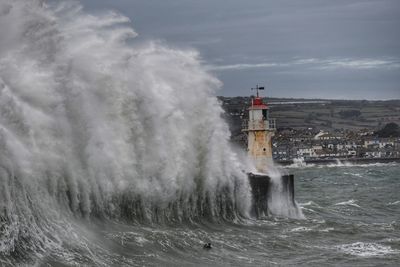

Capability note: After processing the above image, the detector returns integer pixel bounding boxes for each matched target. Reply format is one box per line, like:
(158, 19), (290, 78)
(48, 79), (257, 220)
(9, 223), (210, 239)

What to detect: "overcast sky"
(82, 0), (400, 100)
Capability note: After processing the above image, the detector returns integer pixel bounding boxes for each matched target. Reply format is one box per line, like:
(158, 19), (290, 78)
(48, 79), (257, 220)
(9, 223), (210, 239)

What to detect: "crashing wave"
(0, 0), (253, 260)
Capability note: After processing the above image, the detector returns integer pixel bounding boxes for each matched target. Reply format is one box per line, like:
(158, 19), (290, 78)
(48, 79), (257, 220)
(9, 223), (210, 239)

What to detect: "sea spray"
(0, 0), (252, 261)
(266, 164), (305, 219)
(244, 157), (304, 219)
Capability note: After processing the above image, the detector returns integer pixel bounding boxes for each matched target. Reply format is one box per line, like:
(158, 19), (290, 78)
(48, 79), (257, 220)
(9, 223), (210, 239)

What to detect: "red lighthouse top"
(250, 97), (268, 109)
(253, 97), (265, 106)
(250, 85), (268, 109)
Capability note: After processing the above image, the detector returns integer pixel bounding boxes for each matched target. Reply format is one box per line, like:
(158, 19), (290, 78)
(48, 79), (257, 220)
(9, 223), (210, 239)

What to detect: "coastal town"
(219, 96), (400, 163)
(271, 127), (400, 162)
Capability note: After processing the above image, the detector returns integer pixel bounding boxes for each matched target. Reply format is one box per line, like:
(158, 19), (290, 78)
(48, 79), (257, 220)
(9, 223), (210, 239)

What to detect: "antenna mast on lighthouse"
(251, 84), (265, 98)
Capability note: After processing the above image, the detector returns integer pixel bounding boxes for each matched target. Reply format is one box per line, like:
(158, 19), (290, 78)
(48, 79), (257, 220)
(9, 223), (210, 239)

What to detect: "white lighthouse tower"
(242, 85), (276, 173)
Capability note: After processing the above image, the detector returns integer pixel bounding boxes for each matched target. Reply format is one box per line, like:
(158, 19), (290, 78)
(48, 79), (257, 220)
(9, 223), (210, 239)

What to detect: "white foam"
(344, 172), (363, 177)
(283, 160), (399, 169)
(284, 158), (316, 169)
(335, 242), (399, 257)
(334, 199), (361, 208)
(299, 201), (321, 208)
(319, 227), (334, 232)
(327, 159), (354, 167)
(289, 227), (312, 232)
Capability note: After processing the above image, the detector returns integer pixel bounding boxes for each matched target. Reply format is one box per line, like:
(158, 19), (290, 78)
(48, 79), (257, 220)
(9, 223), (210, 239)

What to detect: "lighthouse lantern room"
(242, 85), (276, 173)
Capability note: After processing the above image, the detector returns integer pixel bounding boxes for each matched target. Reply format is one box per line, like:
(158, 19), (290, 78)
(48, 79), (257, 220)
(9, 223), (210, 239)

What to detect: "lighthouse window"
(262, 109), (268, 119)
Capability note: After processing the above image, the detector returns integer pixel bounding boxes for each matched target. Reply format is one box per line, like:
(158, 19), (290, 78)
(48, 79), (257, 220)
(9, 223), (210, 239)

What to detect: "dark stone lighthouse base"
(248, 173), (295, 217)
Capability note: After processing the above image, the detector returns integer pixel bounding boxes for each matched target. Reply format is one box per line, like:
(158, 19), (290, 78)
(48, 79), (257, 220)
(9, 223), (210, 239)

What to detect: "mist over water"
(266, 165), (305, 219)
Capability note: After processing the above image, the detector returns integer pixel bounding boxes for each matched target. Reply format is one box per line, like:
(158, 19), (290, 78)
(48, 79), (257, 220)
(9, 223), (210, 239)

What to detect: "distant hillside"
(218, 97), (400, 138)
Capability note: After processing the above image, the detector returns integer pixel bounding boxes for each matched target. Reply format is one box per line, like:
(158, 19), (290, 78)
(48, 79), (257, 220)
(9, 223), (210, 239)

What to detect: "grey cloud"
(206, 62), (279, 71)
(81, 0), (400, 99)
(315, 59), (400, 70)
(208, 58), (400, 71)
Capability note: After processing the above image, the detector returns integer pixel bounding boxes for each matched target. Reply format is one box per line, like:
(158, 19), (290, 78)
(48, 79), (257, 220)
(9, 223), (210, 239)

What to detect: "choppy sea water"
(31, 162), (398, 266)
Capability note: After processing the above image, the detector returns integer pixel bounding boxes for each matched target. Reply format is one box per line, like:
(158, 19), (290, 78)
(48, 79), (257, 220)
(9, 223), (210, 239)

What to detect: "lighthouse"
(242, 85), (276, 173)
(242, 85), (296, 218)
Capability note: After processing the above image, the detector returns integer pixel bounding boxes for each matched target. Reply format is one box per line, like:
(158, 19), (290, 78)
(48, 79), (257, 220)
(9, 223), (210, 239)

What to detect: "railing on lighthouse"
(242, 119), (276, 131)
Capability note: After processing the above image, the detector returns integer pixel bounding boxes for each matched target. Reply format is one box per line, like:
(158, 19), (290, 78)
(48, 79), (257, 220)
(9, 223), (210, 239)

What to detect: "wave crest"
(0, 0), (251, 260)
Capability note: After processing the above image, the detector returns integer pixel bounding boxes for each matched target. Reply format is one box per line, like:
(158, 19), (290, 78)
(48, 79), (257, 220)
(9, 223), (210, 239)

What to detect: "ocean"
(59, 162), (399, 267)
(2, 162), (399, 266)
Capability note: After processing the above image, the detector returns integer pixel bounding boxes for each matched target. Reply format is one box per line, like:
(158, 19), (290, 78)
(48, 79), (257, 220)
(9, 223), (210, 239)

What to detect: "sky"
(81, 0), (400, 100)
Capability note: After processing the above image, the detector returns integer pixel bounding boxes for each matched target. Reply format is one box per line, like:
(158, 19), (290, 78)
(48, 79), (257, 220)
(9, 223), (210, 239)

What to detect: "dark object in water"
(248, 173), (295, 217)
(203, 243), (212, 249)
